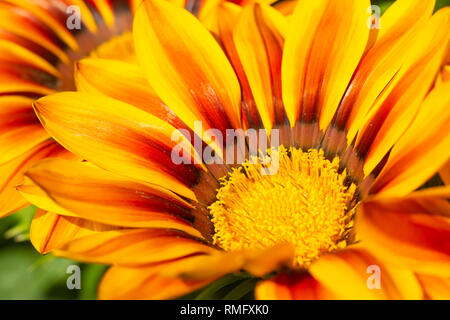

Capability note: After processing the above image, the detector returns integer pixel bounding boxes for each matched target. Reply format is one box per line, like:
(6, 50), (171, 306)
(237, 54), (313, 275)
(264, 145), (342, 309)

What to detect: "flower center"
(209, 147), (357, 267)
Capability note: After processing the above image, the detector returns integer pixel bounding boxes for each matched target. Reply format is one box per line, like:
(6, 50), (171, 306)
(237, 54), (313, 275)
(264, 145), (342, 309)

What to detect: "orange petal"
(54, 228), (215, 266)
(309, 246), (423, 299)
(19, 158), (208, 237)
(365, 186), (450, 218)
(0, 140), (68, 218)
(2, 0), (78, 51)
(417, 274), (450, 299)
(160, 243), (294, 280)
(255, 272), (335, 300)
(369, 82), (450, 197)
(282, 0), (370, 135)
(33, 92), (204, 200)
(75, 58), (187, 130)
(0, 68), (55, 96)
(335, 0), (435, 144)
(217, 2), (263, 130)
(64, 0), (98, 32)
(133, 0), (241, 151)
(0, 96), (49, 164)
(88, 0), (114, 27)
(0, 38), (60, 77)
(0, 3), (70, 64)
(98, 264), (214, 300)
(273, 0), (297, 16)
(30, 210), (116, 254)
(355, 8), (450, 174)
(440, 160), (450, 185)
(357, 200), (450, 277)
(99, 243), (293, 299)
(233, 3), (287, 131)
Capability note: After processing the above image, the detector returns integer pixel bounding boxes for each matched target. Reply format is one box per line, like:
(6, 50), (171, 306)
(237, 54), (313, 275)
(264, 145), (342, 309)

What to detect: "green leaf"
(0, 243), (77, 299)
(435, 0), (450, 11)
(222, 278), (258, 300)
(0, 206), (36, 243)
(176, 273), (254, 300)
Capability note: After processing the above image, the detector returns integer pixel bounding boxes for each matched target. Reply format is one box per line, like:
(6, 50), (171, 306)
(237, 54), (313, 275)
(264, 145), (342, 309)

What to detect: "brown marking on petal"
(148, 6), (234, 135)
(0, 107), (40, 130)
(254, 4), (287, 127)
(291, 121), (321, 150)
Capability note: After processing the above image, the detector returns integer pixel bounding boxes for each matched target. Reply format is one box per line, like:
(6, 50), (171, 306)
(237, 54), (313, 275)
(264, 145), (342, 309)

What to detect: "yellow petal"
(282, 0), (369, 133)
(30, 210), (116, 254)
(255, 272), (335, 300)
(75, 58), (187, 130)
(339, 0), (435, 144)
(418, 274), (450, 299)
(99, 243), (293, 299)
(98, 264), (214, 300)
(133, 0), (241, 154)
(233, 3), (287, 131)
(54, 229), (215, 266)
(0, 39), (60, 77)
(309, 246), (423, 299)
(1, 0), (79, 51)
(0, 3), (70, 64)
(357, 200), (450, 277)
(19, 158), (207, 237)
(440, 160), (450, 185)
(0, 140), (67, 218)
(356, 8), (450, 175)
(370, 82), (450, 197)
(33, 92), (203, 200)
(0, 96), (49, 164)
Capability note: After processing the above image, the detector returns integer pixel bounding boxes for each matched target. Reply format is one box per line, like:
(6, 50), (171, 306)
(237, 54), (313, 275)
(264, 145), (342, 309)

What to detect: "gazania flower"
(19, 0), (450, 299)
(0, 0), (251, 217)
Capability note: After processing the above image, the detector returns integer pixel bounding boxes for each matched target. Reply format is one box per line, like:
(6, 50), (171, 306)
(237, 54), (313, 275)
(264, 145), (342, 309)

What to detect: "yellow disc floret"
(209, 147), (357, 267)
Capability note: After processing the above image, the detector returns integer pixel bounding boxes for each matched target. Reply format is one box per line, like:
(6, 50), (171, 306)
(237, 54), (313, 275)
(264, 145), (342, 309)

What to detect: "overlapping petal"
(233, 3), (287, 131)
(18, 158), (208, 237)
(30, 210), (117, 254)
(33, 92), (204, 200)
(98, 262), (217, 300)
(0, 96), (49, 164)
(99, 243), (294, 299)
(418, 274), (450, 299)
(370, 82), (450, 197)
(0, 140), (70, 218)
(357, 196), (450, 277)
(355, 7), (450, 175)
(75, 58), (188, 131)
(334, 0), (436, 145)
(256, 272), (335, 300)
(133, 0), (242, 155)
(308, 247), (423, 299)
(54, 228), (215, 266)
(282, 0), (370, 139)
